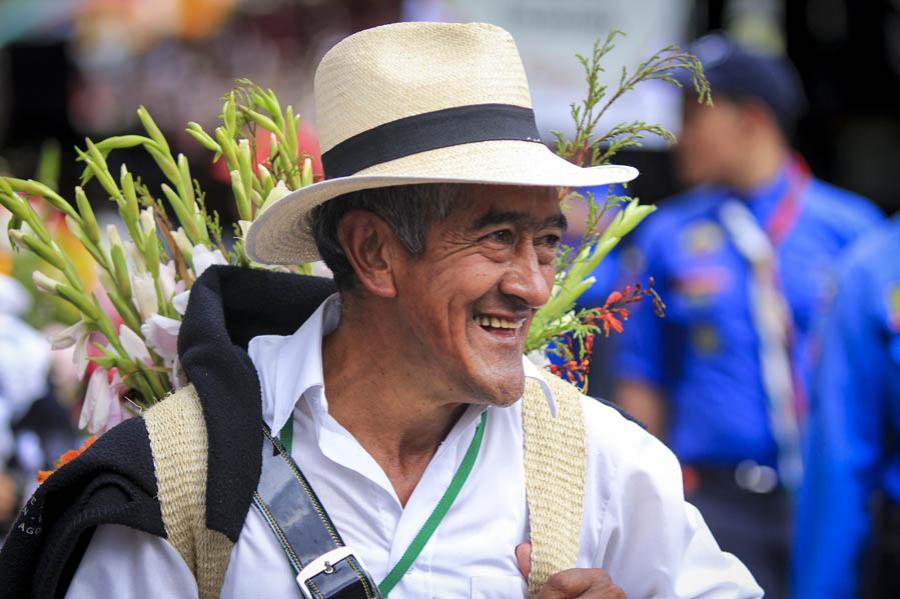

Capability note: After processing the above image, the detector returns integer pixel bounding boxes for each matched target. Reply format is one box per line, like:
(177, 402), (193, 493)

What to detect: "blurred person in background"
(0, 274), (52, 536)
(794, 215), (900, 597)
(613, 32), (884, 598)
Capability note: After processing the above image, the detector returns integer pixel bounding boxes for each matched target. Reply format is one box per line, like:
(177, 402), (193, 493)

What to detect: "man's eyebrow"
(471, 210), (529, 230)
(544, 214), (568, 232)
(470, 211), (568, 231)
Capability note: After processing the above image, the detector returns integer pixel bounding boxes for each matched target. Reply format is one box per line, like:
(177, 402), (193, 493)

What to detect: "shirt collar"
(736, 159), (792, 225)
(247, 294), (558, 436)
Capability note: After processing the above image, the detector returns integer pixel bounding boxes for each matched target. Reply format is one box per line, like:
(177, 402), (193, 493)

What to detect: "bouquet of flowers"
(0, 31), (708, 439)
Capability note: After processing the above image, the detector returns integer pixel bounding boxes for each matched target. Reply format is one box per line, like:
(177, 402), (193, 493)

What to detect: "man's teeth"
(475, 315), (523, 329)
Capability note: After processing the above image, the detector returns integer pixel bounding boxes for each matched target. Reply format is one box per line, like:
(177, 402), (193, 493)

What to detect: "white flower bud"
(139, 207), (156, 238)
(32, 271), (60, 293)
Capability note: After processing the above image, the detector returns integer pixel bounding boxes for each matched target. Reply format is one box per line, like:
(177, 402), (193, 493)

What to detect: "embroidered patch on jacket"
(690, 323), (721, 354)
(680, 220), (725, 256)
(887, 282), (900, 332)
(671, 267), (731, 305)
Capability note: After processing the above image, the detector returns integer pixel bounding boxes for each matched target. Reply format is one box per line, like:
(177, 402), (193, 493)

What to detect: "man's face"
(391, 185), (564, 407)
(676, 96), (748, 187)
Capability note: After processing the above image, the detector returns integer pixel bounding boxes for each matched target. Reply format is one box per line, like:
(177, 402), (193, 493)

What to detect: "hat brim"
(245, 139), (639, 264)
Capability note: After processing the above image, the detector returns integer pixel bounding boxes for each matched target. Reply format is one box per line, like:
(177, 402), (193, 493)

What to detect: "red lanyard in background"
(764, 155), (812, 247)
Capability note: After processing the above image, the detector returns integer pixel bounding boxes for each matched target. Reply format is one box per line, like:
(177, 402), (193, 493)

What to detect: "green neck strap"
(278, 410), (489, 597)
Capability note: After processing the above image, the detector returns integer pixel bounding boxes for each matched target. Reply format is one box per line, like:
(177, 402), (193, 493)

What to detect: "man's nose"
(499, 243), (553, 309)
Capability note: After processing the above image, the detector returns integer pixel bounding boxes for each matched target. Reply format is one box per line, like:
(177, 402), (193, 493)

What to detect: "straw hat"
(246, 22), (639, 265)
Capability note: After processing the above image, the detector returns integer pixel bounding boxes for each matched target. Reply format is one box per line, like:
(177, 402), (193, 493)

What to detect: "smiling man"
(1, 22), (760, 599)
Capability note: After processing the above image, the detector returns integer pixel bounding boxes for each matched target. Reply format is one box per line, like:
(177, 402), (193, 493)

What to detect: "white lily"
(131, 272), (158, 320)
(79, 369), (128, 435)
(119, 324), (152, 365)
(141, 314), (181, 361)
(191, 245), (227, 278)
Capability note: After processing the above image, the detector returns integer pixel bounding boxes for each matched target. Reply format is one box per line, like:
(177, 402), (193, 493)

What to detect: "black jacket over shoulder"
(0, 266), (336, 599)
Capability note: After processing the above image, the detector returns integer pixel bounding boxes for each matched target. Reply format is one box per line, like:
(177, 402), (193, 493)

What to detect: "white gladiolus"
(79, 369), (127, 434)
(159, 260), (178, 301)
(172, 290), (190, 316)
(191, 245), (227, 278)
(119, 324), (151, 364)
(131, 272), (158, 320)
(141, 314), (181, 361)
(170, 355), (188, 390)
(73, 329), (90, 378)
(49, 320), (91, 378)
(260, 180), (290, 212)
(32, 271), (60, 293)
(124, 240), (146, 274)
(49, 320), (84, 350)
(106, 224), (123, 249)
(139, 207), (156, 238)
(171, 228), (193, 259)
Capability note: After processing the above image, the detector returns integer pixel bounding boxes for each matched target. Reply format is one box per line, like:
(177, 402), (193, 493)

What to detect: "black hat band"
(321, 103), (543, 179)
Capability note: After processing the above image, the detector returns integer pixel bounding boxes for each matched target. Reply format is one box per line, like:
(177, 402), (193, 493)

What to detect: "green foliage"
(553, 29), (711, 168)
(528, 30), (709, 385)
(0, 81), (318, 409)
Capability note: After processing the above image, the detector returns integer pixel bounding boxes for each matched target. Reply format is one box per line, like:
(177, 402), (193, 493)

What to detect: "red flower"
(37, 436), (97, 484)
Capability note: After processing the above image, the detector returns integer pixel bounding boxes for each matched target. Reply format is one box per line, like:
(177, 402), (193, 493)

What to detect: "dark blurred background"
(0, 0), (898, 215)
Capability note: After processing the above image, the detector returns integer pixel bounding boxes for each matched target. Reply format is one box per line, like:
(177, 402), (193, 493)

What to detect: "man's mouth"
(473, 314), (527, 332)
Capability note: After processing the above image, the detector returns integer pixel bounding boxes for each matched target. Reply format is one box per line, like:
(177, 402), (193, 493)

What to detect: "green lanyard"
(278, 410), (488, 597)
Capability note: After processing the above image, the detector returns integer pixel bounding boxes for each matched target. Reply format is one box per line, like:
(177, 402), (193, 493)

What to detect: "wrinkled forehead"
(456, 185), (565, 229)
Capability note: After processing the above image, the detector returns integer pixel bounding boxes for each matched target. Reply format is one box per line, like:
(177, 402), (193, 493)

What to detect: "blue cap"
(677, 32), (807, 132)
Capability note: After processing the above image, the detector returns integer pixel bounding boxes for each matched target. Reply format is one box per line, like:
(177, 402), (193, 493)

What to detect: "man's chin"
(473, 368), (526, 407)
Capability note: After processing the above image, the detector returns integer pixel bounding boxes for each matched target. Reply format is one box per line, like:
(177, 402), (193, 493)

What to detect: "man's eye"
(539, 234), (561, 248)
(483, 229), (514, 244)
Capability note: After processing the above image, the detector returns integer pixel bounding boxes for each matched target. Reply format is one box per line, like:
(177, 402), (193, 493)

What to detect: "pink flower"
(141, 314), (180, 361)
(79, 369), (128, 435)
(141, 314), (188, 390)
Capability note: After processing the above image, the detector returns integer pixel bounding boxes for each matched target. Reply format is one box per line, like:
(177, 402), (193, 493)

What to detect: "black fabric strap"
(321, 103), (542, 178)
(253, 427), (380, 599)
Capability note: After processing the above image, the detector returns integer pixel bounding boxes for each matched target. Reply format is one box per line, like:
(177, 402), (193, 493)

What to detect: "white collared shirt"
(66, 294), (762, 598)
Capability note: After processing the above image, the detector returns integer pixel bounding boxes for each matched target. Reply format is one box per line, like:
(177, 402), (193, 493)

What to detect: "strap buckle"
(296, 546), (363, 599)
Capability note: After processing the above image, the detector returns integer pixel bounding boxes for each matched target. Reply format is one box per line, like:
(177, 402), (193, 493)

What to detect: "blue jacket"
(794, 216), (900, 597)
(616, 163), (883, 467)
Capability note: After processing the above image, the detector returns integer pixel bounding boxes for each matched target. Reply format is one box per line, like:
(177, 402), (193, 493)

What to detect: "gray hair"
(309, 184), (468, 289)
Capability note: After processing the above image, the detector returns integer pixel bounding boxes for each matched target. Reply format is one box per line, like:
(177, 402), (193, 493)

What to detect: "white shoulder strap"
(143, 385), (233, 599)
(522, 373), (587, 597)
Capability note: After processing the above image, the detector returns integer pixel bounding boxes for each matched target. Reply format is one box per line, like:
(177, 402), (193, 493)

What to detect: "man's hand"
(516, 543), (626, 598)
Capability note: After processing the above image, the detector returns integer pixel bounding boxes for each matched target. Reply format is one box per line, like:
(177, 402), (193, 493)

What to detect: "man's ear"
(337, 210), (400, 298)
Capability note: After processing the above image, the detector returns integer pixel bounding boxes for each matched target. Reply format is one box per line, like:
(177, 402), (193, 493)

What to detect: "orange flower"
(36, 436), (97, 484)
(603, 290), (623, 307)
